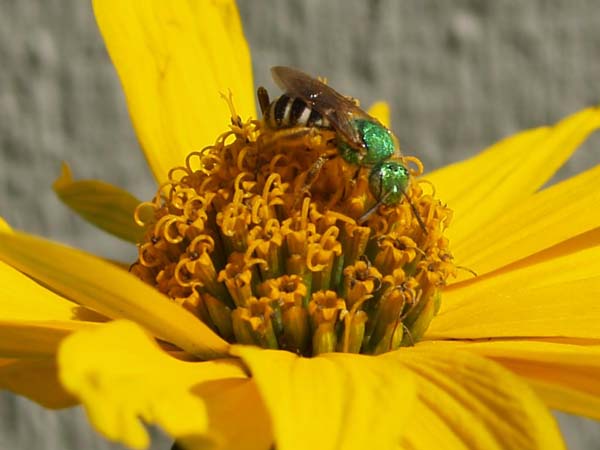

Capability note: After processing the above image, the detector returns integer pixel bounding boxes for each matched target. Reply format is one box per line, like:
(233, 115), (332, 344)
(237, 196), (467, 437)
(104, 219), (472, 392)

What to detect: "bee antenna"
(357, 198), (384, 224)
(358, 190), (428, 235)
(456, 265), (478, 278)
(257, 86), (271, 115)
(403, 191), (428, 235)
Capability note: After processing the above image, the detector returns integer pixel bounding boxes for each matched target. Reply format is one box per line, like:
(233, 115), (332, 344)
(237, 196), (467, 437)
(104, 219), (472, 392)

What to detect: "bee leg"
(357, 186), (392, 223)
(292, 154), (332, 208)
(349, 165), (362, 189)
(257, 87), (270, 115)
(258, 127), (312, 154)
(304, 154), (330, 191)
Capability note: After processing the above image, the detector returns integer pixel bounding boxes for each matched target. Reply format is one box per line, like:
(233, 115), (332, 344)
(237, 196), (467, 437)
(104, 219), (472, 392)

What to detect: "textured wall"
(0, 0), (599, 449)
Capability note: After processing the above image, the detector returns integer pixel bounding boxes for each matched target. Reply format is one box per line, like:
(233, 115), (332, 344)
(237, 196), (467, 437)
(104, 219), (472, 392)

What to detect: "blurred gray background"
(1, 0), (599, 449)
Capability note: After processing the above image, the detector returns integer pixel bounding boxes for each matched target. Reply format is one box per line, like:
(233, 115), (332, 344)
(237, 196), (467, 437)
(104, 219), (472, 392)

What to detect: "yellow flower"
(1, 1), (600, 449)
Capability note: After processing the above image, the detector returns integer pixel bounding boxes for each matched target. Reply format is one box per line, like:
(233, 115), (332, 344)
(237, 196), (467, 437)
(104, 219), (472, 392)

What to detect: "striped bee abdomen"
(263, 93), (331, 130)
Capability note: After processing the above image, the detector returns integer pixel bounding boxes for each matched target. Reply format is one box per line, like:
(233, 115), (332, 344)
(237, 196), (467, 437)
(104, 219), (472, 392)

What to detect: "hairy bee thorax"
(130, 93), (456, 357)
(337, 119), (396, 165)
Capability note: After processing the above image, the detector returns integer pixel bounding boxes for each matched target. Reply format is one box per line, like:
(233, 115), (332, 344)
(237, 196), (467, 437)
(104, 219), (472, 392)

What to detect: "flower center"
(131, 99), (456, 356)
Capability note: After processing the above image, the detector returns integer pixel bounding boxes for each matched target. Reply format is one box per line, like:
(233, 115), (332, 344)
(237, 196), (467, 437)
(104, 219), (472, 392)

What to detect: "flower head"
(1, 1), (600, 450)
(129, 95), (455, 357)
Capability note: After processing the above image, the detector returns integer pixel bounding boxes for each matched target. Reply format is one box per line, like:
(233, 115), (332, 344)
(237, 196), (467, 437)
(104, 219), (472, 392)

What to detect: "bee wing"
(271, 66), (375, 149)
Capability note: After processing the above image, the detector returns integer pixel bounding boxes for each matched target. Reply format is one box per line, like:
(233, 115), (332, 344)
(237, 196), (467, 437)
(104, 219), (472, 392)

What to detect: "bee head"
(368, 161), (409, 205)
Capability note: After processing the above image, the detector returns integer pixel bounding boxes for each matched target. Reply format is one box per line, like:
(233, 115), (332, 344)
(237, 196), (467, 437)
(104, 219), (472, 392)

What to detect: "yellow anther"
(168, 166), (192, 180)
(319, 226), (340, 246)
(133, 201), (157, 227)
(188, 234), (215, 255)
(403, 155), (424, 176)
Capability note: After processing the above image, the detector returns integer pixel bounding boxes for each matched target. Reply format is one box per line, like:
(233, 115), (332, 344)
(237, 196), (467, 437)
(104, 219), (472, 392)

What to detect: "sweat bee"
(257, 66), (426, 231)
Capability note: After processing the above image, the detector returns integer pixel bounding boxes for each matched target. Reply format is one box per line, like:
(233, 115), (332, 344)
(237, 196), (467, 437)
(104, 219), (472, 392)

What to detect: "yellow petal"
(59, 320), (248, 450)
(0, 259), (79, 322)
(0, 357), (77, 409)
(386, 346), (565, 450)
(232, 345), (416, 450)
(93, 0), (255, 183)
(451, 163), (600, 281)
(420, 340), (600, 421)
(0, 258), (100, 357)
(0, 321), (96, 358)
(533, 381), (600, 424)
(429, 229), (600, 340)
(428, 108), (600, 247)
(189, 379), (273, 450)
(367, 101), (391, 128)
(0, 217), (11, 232)
(0, 231), (228, 359)
(53, 163), (147, 243)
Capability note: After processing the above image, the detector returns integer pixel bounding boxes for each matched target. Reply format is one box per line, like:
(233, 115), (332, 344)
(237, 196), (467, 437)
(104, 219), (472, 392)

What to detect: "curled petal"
(53, 162), (146, 243)
(59, 320), (249, 450)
